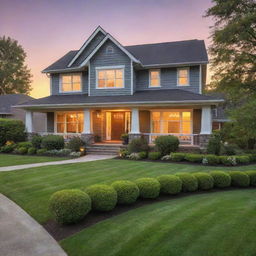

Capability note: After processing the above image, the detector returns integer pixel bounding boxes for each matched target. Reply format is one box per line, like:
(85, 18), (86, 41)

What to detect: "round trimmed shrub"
(176, 173), (198, 192)
(157, 175), (182, 195)
(209, 171), (231, 188)
(203, 155), (220, 165)
(135, 178), (160, 199)
(49, 189), (91, 224)
(27, 147), (36, 155)
(17, 147), (27, 154)
(170, 152), (186, 162)
(66, 136), (84, 152)
(229, 171), (250, 187)
(148, 152), (161, 160)
(235, 156), (250, 165)
(85, 185), (117, 211)
(138, 151), (147, 159)
(111, 180), (139, 205)
(245, 171), (256, 186)
(31, 135), (42, 149)
(194, 172), (214, 190)
(155, 135), (179, 156)
(184, 154), (204, 163)
(37, 148), (47, 155)
(41, 135), (64, 150)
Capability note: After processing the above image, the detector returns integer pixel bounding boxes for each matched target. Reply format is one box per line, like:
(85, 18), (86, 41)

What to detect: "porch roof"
(16, 89), (224, 109)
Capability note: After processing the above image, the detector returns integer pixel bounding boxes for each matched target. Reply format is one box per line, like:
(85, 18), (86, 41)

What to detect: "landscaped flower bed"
(49, 170), (256, 225)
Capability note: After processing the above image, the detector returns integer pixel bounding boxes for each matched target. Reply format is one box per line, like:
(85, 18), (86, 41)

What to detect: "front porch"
(25, 105), (212, 148)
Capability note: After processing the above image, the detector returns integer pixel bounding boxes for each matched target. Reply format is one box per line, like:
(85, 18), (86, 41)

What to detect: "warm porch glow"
(56, 112), (84, 133)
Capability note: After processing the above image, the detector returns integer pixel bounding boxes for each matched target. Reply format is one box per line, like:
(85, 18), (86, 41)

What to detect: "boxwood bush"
(49, 189), (91, 224)
(170, 152), (186, 162)
(229, 171), (250, 187)
(203, 154), (220, 165)
(245, 171), (256, 186)
(41, 135), (64, 150)
(148, 152), (161, 160)
(111, 180), (139, 205)
(235, 156), (250, 165)
(66, 136), (84, 152)
(154, 135), (179, 156)
(135, 178), (160, 199)
(209, 171), (231, 188)
(194, 172), (214, 190)
(31, 135), (42, 149)
(0, 118), (26, 146)
(85, 184), (117, 212)
(176, 173), (198, 192)
(17, 141), (32, 149)
(36, 148), (47, 155)
(0, 144), (16, 153)
(128, 137), (149, 153)
(27, 147), (36, 155)
(219, 156), (237, 166)
(16, 147), (27, 155)
(184, 154), (204, 163)
(157, 175), (182, 195)
(138, 151), (147, 159)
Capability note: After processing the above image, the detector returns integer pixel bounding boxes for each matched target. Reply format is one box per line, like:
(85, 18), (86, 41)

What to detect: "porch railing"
(142, 133), (198, 145)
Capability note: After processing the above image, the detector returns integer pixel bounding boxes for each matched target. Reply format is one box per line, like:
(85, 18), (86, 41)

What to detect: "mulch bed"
(43, 187), (252, 241)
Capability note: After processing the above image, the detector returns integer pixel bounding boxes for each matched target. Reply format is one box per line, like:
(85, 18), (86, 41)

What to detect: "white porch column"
(25, 110), (33, 133)
(83, 109), (91, 134)
(130, 108), (140, 134)
(200, 106), (212, 134)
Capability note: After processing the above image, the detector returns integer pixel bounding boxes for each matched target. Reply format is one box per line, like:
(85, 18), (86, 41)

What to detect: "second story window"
(61, 74), (82, 92)
(149, 69), (160, 87)
(177, 68), (189, 86)
(97, 68), (124, 88)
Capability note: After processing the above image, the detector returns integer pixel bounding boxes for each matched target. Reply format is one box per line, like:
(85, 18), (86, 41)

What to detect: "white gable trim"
(79, 34), (141, 67)
(67, 26), (107, 67)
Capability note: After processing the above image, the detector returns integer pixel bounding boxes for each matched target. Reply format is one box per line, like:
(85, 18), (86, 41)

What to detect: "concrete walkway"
(0, 194), (67, 256)
(0, 154), (115, 172)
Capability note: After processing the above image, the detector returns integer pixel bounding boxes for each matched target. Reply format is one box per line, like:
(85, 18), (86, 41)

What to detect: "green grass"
(61, 189), (256, 256)
(0, 159), (255, 223)
(0, 153), (68, 167)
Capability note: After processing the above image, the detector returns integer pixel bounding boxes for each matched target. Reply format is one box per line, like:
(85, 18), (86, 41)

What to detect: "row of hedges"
(50, 170), (256, 224)
(120, 150), (255, 166)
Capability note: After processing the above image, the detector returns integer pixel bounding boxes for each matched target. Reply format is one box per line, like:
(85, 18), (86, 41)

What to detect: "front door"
(111, 112), (125, 140)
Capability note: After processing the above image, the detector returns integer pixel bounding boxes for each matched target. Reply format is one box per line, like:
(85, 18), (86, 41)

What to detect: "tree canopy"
(0, 36), (32, 95)
(205, 0), (256, 104)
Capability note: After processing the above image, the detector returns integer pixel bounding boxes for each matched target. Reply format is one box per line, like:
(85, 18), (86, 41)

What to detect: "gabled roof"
(42, 26), (208, 73)
(0, 94), (34, 114)
(16, 89), (223, 109)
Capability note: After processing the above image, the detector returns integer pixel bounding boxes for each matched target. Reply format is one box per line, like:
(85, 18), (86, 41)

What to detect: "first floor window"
(151, 111), (192, 134)
(177, 68), (189, 86)
(97, 68), (124, 88)
(56, 112), (83, 133)
(149, 69), (160, 87)
(61, 74), (82, 92)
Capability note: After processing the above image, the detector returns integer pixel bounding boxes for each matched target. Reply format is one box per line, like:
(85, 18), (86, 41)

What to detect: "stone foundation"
(198, 134), (211, 148)
(81, 133), (94, 145)
(128, 133), (142, 141)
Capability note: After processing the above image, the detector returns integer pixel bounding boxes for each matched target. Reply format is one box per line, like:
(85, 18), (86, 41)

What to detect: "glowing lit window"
(149, 70), (160, 87)
(97, 69), (124, 88)
(61, 74), (82, 92)
(177, 68), (189, 86)
(56, 112), (83, 133)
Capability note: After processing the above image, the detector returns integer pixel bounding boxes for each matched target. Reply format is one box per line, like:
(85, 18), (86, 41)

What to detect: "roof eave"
(141, 61), (208, 68)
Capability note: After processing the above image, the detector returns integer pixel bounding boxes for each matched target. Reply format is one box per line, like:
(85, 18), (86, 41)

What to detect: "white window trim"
(177, 67), (190, 87)
(150, 109), (193, 135)
(96, 66), (125, 89)
(54, 111), (84, 134)
(149, 69), (161, 88)
(59, 73), (83, 93)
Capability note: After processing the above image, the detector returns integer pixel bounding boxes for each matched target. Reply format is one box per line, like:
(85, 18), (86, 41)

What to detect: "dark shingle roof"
(42, 39), (208, 72)
(125, 40), (208, 66)
(0, 94), (34, 114)
(17, 89), (222, 108)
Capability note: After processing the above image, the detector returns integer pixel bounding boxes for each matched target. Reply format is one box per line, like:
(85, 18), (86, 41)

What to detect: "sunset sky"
(0, 0), (214, 98)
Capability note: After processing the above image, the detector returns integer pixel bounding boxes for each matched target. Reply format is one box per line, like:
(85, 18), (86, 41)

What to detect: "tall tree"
(0, 36), (32, 95)
(205, 0), (256, 104)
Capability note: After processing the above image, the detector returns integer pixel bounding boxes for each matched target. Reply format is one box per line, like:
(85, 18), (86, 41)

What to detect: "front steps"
(86, 144), (125, 155)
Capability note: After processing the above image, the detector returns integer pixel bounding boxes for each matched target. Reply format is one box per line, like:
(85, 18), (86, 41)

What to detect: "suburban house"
(17, 26), (224, 148)
(0, 94), (46, 132)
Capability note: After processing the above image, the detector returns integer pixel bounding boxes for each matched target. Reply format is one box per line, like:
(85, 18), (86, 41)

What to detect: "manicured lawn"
(61, 189), (256, 256)
(0, 159), (255, 223)
(0, 154), (68, 167)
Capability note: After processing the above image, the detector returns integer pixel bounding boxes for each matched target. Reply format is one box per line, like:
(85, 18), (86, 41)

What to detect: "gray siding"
(89, 39), (132, 96)
(72, 31), (105, 67)
(51, 71), (88, 95)
(135, 66), (200, 93)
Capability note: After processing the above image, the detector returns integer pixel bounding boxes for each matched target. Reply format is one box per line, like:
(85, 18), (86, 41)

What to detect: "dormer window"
(60, 74), (82, 92)
(149, 69), (160, 87)
(96, 67), (124, 88)
(106, 46), (114, 54)
(177, 67), (189, 86)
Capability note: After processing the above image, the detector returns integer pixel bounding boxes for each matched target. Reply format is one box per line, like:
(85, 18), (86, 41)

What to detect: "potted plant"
(121, 133), (129, 145)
